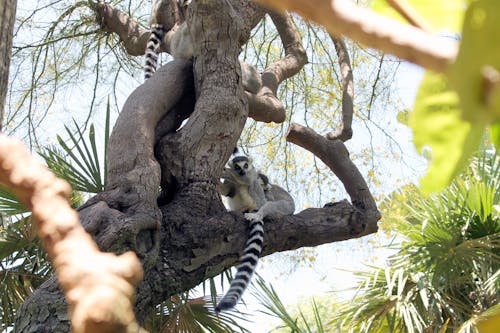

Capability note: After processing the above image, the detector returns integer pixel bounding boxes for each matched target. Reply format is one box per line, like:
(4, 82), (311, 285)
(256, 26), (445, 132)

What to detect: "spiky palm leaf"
(38, 100), (110, 194)
(336, 149), (500, 333)
(252, 276), (332, 333)
(0, 217), (52, 330)
(144, 290), (251, 333)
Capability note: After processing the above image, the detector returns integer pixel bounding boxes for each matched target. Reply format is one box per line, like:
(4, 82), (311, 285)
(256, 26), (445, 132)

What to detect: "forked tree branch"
(0, 135), (145, 333)
(248, 11), (308, 123)
(255, 0), (457, 72)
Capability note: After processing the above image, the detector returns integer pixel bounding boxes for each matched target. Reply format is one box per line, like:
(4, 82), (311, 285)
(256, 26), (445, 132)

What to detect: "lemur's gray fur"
(144, 0), (191, 80)
(216, 152), (295, 311)
(144, 0), (262, 94)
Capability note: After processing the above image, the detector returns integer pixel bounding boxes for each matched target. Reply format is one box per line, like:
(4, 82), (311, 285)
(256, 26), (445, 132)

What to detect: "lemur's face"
(228, 156), (254, 183)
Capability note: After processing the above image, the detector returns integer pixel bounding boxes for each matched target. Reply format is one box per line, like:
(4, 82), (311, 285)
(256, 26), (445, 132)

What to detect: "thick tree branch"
(255, 0), (457, 72)
(326, 35), (354, 141)
(95, 1), (151, 56)
(0, 135), (144, 333)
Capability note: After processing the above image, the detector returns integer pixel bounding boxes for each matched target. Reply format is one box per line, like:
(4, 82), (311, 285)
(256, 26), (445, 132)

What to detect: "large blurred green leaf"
(491, 121), (500, 149)
(410, 71), (483, 193)
(371, 0), (467, 33)
(449, 0), (500, 125)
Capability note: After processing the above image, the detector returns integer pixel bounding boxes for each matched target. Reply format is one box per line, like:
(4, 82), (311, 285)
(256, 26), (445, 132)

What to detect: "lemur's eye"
(234, 165), (240, 170)
(244, 163), (248, 169)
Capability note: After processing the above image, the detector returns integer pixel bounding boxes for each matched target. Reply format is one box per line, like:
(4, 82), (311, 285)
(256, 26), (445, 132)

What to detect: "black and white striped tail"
(144, 24), (164, 80)
(215, 219), (264, 312)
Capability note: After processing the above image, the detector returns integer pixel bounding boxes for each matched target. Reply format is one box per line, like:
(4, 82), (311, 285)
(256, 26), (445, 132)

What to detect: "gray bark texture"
(0, 0), (17, 131)
(14, 0), (380, 331)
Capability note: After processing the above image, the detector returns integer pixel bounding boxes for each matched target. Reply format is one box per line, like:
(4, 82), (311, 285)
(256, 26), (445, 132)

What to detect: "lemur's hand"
(244, 211), (264, 222)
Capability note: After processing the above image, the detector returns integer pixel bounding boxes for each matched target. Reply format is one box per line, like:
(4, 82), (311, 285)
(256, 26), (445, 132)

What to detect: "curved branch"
(248, 11), (308, 123)
(287, 123), (380, 222)
(326, 35), (354, 141)
(255, 0), (457, 72)
(95, 1), (151, 56)
(0, 135), (144, 333)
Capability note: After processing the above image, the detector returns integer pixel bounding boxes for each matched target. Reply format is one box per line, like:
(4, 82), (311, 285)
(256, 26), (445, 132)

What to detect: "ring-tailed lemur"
(144, 0), (191, 80)
(216, 152), (295, 311)
(144, 1), (262, 94)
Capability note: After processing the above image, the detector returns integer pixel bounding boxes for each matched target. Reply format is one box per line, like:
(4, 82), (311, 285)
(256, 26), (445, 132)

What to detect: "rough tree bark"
(0, 0), (17, 131)
(14, 0), (380, 331)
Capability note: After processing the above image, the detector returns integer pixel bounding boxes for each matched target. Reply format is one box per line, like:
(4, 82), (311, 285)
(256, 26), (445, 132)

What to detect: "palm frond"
(145, 290), (250, 333)
(37, 99), (110, 194)
(0, 186), (27, 216)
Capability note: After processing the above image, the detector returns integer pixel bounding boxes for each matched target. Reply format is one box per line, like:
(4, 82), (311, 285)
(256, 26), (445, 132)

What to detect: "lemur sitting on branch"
(217, 150), (295, 311)
(144, 0), (262, 94)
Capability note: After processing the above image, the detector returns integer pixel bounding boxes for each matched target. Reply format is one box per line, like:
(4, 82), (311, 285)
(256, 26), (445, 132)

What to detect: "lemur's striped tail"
(215, 218), (264, 312)
(144, 24), (164, 80)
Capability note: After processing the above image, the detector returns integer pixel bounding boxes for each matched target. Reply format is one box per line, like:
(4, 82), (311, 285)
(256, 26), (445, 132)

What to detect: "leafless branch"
(325, 35), (354, 141)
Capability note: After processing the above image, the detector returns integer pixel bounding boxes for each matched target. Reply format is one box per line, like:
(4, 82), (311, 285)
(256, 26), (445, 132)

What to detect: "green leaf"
(449, 0), (500, 124)
(371, 0), (467, 33)
(410, 71), (483, 193)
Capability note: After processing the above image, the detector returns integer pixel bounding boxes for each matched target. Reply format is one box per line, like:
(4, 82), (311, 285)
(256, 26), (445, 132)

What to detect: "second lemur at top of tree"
(144, 0), (191, 79)
(216, 150), (295, 311)
(144, 0), (263, 94)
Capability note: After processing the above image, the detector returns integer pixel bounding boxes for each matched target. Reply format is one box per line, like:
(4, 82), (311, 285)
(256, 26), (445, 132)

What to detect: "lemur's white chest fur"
(227, 184), (257, 212)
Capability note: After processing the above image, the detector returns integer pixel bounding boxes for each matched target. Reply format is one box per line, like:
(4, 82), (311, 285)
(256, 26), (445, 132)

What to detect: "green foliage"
(253, 276), (335, 333)
(410, 72), (483, 193)
(376, 0), (500, 193)
(144, 291), (250, 333)
(371, 0), (467, 32)
(0, 218), (52, 331)
(336, 149), (500, 332)
(38, 100), (110, 194)
(449, 0), (500, 124)
(0, 186), (27, 216)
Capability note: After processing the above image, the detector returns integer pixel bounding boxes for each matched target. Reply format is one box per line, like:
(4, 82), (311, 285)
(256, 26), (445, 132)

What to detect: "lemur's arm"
(218, 168), (236, 197)
(245, 184), (295, 221)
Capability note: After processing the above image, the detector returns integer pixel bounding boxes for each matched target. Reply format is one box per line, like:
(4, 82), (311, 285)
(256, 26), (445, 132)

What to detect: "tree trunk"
(0, 0), (17, 131)
(14, 0), (380, 331)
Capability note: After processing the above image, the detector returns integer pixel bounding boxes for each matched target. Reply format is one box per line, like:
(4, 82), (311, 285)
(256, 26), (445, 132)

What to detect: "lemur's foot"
(244, 212), (264, 222)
